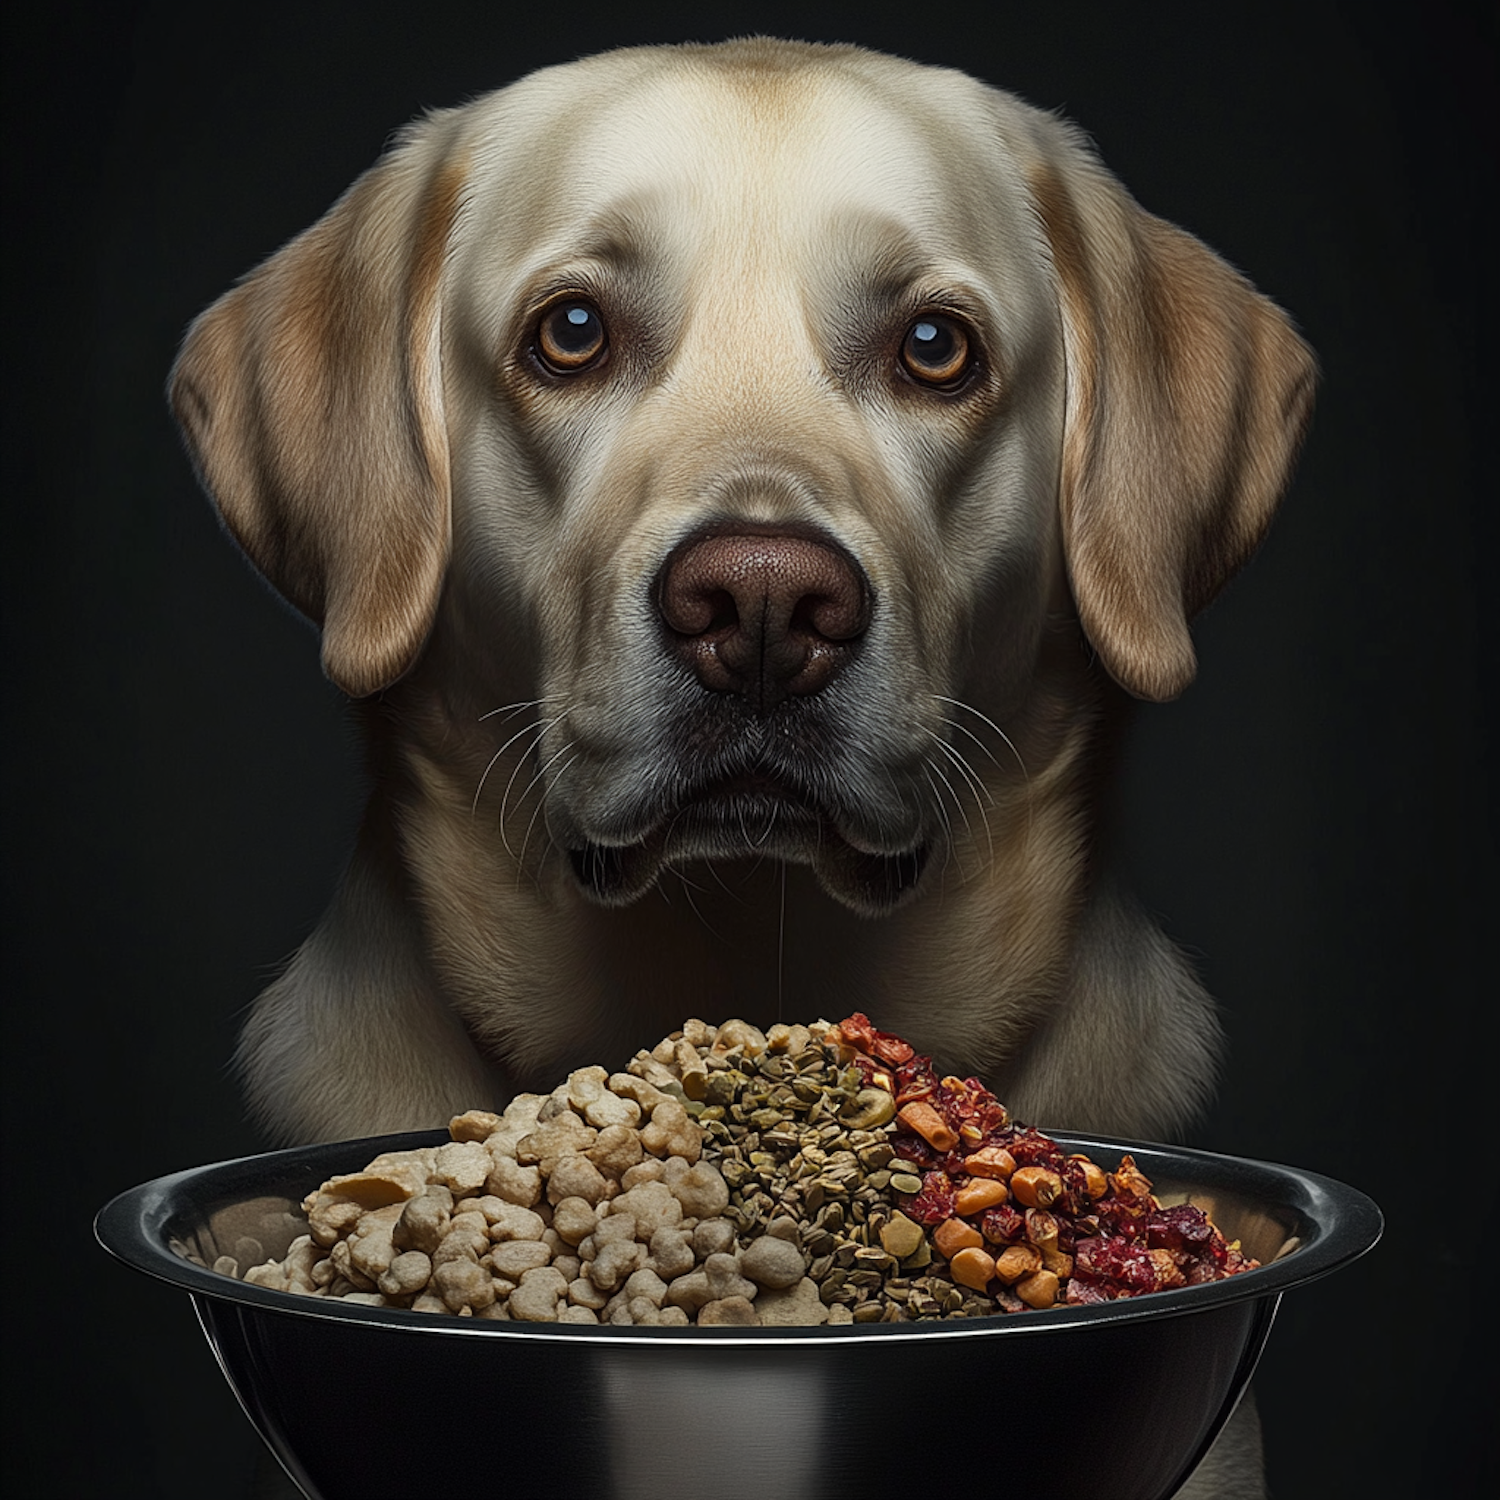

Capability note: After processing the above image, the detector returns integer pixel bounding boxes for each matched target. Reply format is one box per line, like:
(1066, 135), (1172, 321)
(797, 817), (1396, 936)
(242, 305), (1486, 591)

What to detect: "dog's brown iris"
(900, 314), (971, 387)
(537, 300), (607, 372)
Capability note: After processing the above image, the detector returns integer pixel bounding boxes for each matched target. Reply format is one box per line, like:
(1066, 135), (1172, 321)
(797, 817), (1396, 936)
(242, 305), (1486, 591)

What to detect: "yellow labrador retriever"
(173, 35), (1310, 1220)
(174, 39), (1311, 1496)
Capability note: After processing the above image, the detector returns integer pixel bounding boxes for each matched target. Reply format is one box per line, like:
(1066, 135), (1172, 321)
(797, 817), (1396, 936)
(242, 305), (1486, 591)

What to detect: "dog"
(172, 39), (1311, 1495)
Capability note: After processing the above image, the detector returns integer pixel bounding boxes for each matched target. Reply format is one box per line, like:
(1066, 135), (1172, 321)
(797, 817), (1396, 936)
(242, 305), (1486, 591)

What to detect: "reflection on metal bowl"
(96, 1130), (1380, 1500)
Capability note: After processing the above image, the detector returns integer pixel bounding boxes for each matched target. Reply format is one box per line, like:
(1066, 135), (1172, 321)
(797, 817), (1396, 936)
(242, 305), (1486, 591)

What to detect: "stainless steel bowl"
(96, 1129), (1380, 1500)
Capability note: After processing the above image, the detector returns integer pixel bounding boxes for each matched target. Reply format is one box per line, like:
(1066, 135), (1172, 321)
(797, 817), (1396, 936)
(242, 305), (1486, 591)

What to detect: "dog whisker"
(478, 697), (550, 725)
(474, 712), (558, 823)
(932, 694), (1028, 782)
(928, 731), (996, 866)
(495, 713), (569, 856)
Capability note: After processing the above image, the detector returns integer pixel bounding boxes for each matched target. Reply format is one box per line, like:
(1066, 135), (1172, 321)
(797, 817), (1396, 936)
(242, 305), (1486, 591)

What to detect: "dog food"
(232, 1015), (1257, 1324)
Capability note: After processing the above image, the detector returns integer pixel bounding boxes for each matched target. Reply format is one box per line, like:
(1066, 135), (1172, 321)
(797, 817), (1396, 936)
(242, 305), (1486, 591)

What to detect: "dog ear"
(1027, 142), (1316, 702)
(169, 124), (467, 698)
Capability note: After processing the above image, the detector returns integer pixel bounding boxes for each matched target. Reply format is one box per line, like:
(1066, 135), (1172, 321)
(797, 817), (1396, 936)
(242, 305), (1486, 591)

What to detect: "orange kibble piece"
(1069, 1154), (1109, 1199)
(1015, 1269), (1060, 1309)
(1009, 1166), (1063, 1208)
(993, 1244), (1042, 1284)
(954, 1178), (1010, 1216)
(949, 1246), (997, 1292)
(932, 1217), (984, 1258)
(962, 1146), (1017, 1181)
(897, 1101), (958, 1153)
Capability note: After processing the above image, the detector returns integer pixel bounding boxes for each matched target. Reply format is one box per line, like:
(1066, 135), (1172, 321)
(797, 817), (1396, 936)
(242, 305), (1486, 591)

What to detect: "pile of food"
(227, 1015), (1257, 1325)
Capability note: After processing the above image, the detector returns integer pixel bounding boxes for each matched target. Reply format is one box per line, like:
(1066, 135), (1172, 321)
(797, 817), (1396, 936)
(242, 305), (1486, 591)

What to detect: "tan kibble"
(698, 1296), (759, 1325)
(620, 1158), (667, 1189)
(487, 1240), (553, 1280)
(647, 1226), (696, 1280)
(377, 1249), (433, 1299)
(306, 1197), (364, 1248)
(516, 1112), (597, 1171)
(546, 1152), (610, 1207)
(243, 1260), (289, 1291)
(348, 1204), (404, 1279)
(508, 1266), (568, 1322)
(568, 1276), (610, 1311)
(431, 1141), (494, 1196)
(588, 1124), (645, 1180)
(607, 1072), (670, 1115)
(431, 1214), (489, 1266)
(552, 1196), (599, 1247)
(710, 1019), (768, 1057)
(484, 1155), (542, 1207)
(610, 1180), (684, 1238)
(692, 1219), (736, 1259)
(589, 1240), (645, 1292)
(673, 1038), (710, 1100)
(448, 1109), (504, 1143)
(433, 1257), (495, 1313)
(668, 1160), (730, 1218)
(640, 1099), (703, 1163)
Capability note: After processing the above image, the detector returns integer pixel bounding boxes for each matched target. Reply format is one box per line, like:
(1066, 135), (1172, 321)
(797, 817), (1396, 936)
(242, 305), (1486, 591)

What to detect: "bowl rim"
(95, 1128), (1382, 1347)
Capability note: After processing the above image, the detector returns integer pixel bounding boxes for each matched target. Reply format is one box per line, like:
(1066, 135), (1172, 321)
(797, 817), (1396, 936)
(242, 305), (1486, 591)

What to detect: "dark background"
(4, 1), (1494, 1494)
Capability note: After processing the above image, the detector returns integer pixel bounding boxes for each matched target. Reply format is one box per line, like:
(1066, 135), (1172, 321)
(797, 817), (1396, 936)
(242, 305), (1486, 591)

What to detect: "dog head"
(171, 40), (1314, 916)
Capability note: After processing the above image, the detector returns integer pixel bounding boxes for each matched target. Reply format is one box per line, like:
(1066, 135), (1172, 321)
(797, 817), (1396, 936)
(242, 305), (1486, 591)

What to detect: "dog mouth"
(564, 769), (930, 913)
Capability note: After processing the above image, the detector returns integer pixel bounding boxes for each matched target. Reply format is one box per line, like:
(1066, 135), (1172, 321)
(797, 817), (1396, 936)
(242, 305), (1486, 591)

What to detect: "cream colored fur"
(173, 42), (1313, 1496)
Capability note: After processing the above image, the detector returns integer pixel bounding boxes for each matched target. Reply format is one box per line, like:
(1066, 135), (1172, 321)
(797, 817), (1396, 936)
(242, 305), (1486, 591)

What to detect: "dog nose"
(657, 531), (871, 708)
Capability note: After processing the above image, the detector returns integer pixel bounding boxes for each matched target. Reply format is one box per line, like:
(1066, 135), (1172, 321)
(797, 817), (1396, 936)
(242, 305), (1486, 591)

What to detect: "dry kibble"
(739, 1236), (807, 1290)
(449, 1109), (504, 1143)
(485, 1156), (543, 1207)
(431, 1141), (493, 1196)
(610, 1181), (683, 1238)
(546, 1153), (610, 1206)
(669, 1161), (730, 1218)
(552, 1197), (599, 1247)
(487, 1240), (553, 1280)
(698, 1296), (758, 1325)
(648, 1227), (696, 1280)
(393, 1189), (451, 1255)
(378, 1250), (433, 1299)
(692, 1219), (736, 1260)
(237, 1012), (1254, 1329)
(433, 1258), (495, 1313)
(485, 1203), (547, 1243)
(508, 1266), (568, 1322)
(640, 1099), (703, 1162)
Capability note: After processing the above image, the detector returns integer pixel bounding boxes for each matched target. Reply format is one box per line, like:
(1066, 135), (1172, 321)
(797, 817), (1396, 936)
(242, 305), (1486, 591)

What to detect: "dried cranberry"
(906, 1170), (958, 1225)
(980, 1204), (1026, 1244)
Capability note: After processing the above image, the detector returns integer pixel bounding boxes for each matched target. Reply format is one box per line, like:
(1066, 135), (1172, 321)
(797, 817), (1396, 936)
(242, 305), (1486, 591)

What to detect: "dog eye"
(900, 315), (972, 387)
(536, 300), (607, 373)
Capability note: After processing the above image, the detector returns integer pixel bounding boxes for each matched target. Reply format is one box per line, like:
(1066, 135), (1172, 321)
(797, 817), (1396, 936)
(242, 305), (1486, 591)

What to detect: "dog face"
(171, 40), (1314, 917)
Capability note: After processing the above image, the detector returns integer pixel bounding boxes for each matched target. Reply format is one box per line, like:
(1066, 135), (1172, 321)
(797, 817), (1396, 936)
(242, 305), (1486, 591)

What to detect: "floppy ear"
(1027, 139), (1317, 702)
(169, 123), (468, 698)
